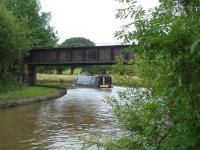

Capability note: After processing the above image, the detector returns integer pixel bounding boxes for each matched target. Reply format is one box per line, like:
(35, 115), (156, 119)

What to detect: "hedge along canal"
(0, 86), (67, 109)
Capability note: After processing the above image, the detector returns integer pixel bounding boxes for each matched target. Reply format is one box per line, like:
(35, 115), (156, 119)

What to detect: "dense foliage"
(61, 37), (95, 47)
(3, 0), (58, 47)
(111, 57), (135, 75)
(87, 0), (200, 149)
(0, 0), (58, 92)
(83, 57), (135, 75)
(0, 5), (31, 92)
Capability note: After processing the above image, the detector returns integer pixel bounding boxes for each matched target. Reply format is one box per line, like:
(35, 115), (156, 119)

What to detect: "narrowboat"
(74, 75), (112, 88)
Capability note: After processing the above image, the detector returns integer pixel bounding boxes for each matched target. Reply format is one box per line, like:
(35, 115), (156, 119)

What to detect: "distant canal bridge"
(23, 45), (133, 85)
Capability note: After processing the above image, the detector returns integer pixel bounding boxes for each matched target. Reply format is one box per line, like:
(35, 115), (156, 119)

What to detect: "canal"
(0, 86), (125, 150)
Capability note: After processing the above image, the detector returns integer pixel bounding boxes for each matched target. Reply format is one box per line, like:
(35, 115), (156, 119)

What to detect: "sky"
(40, 0), (159, 45)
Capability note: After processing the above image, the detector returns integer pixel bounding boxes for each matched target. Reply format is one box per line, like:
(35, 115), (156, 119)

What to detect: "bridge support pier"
(28, 65), (36, 86)
(20, 64), (28, 84)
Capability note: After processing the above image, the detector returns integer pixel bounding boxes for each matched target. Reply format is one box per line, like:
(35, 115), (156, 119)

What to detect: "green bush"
(86, 0), (200, 149)
(111, 57), (135, 75)
(112, 75), (142, 87)
(82, 65), (112, 75)
(0, 0), (58, 93)
(104, 88), (170, 149)
(0, 5), (30, 92)
(0, 72), (19, 94)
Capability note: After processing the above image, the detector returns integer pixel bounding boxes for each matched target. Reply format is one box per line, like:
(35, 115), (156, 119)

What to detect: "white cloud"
(40, 0), (159, 44)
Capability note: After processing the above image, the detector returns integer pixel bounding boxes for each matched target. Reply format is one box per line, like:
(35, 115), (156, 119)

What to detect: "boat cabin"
(74, 75), (112, 88)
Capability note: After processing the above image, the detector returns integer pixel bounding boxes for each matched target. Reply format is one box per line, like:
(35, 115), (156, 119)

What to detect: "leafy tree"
(36, 66), (56, 74)
(111, 57), (135, 75)
(0, 5), (31, 92)
(86, 0), (200, 149)
(82, 65), (111, 75)
(159, 0), (200, 11)
(61, 37), (95, 47)
(4, 0), (58, 47)
(0, 0), (58, 91)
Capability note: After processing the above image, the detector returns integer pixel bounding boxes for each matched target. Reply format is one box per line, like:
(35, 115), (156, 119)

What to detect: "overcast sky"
(40, 0), (159, 45)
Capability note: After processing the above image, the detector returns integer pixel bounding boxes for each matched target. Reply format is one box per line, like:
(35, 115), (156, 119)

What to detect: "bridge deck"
(24, 45), (133, 66)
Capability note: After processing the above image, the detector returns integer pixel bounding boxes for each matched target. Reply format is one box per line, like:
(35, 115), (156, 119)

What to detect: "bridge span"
(23, 45), (133, 85)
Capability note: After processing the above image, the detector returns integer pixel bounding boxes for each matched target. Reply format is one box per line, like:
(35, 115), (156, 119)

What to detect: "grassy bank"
(37, 73), (142, 87)
(0, 86), (58, 101)
(37, 74), (75, 88)
(112, 75), (143, 87)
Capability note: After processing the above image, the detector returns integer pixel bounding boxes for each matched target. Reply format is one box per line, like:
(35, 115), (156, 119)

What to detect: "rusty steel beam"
(24, 45), (133, 66)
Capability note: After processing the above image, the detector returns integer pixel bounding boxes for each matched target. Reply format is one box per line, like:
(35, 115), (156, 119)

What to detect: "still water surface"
(0, 86), (125, 150)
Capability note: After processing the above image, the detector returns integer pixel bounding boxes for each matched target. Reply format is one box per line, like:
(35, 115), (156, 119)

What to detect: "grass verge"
(37, 74), (75, 88)
(0, 86), (58, 101)
(37, 73), (143, 87)
(112, 75), (143, 87)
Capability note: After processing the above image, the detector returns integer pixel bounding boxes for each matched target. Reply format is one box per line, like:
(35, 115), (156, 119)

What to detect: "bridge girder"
(23, 45), (134, 85)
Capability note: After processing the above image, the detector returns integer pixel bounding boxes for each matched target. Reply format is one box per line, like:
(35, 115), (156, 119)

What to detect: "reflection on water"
(0, 86), (126, 150)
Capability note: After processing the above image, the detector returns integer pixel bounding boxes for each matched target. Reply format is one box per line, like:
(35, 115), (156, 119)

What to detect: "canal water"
(0, 86), (126, 150)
